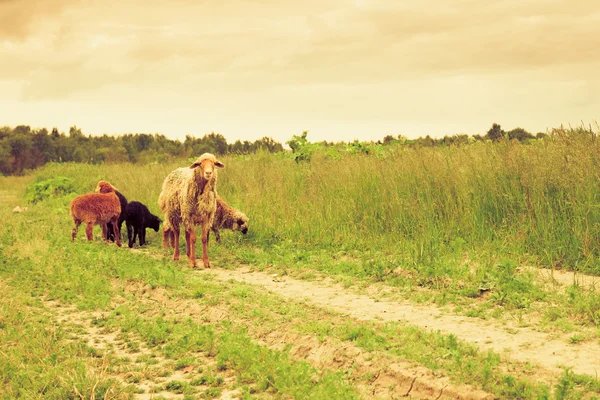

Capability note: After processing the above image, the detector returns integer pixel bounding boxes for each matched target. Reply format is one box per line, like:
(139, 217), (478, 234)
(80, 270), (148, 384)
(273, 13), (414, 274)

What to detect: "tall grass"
(21, 125), (600, 274)
(220, 126), (600, 274)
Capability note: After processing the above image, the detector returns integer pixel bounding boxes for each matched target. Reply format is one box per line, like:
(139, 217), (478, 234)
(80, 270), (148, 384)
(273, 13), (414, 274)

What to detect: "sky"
(1, 0), (599, 144)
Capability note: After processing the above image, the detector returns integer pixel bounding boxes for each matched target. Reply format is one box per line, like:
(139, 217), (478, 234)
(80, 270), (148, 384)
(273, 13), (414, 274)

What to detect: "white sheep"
(210, 195), (249, 243)
(158, 153), (224, 268)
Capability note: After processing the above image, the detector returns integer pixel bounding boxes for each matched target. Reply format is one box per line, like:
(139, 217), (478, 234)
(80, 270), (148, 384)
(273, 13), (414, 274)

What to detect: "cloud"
(1, 0), (598, 143)
(0, 0), (73, 40)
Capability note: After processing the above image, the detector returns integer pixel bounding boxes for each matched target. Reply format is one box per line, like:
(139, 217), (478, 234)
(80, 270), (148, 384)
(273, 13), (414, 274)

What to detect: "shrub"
(24, 176), (78, 204)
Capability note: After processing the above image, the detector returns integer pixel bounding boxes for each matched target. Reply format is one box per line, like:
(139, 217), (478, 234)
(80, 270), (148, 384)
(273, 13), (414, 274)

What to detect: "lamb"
(106, 190), (128, 242)
(125, 201), (162, 248)
(158, 153), (224, 268)
(209, 195), (249, 243)
(70, 180), (122, 247)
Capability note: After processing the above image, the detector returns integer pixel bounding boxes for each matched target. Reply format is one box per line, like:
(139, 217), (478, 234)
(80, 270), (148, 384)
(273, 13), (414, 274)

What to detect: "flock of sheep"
(69, 153), (249, 268)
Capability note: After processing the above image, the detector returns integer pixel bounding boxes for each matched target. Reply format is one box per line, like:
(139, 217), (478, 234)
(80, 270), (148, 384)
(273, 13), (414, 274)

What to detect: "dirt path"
(205, 266), (600, 379)
(522, 265), (600, 291)
(40, 283), (495, 400)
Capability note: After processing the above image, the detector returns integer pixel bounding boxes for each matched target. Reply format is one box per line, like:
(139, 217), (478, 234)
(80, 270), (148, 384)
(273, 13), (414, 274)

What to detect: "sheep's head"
(95, 180), (117, 194)
(190, 153), (224, 181)
(149, 215), (162, 232)
(233, 211), (249, 235)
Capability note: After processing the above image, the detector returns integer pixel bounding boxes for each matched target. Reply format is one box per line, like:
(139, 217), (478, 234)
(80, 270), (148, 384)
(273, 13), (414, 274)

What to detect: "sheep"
(70, 180), (122, 247)
(106, 190), (128, 242)
(158, 153), (224, 268)
(209, 195), (249, 243)
(125, 201), (162, 248)
(163, 195), (249, 247)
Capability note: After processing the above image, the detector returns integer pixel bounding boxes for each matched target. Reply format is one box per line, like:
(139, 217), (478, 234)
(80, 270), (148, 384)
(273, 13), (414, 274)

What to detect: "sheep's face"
(190, 153), (225, 181)
(95, 180), (116, 194)
(233, 212), (249, 235)
(149, 215), (162, 232)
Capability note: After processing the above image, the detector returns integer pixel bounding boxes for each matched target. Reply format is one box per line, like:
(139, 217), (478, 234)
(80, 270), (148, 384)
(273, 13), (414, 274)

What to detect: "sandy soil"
(206, 266), (600, 379)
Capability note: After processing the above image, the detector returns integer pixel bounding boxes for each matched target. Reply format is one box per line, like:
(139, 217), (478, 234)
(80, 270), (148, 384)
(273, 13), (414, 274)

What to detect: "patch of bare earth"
(43, 299), (239, 400)
(40, 262), (600, 399)
(117, 280), (493, 399)
(522, 265), (600, 292)
(204, 266), (600, 382)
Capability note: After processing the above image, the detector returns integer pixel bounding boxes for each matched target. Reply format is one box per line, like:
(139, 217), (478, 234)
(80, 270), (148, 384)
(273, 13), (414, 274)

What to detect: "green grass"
(16, 127), (600, 316)
(22, 127), (600, 279)
(3, 126), (600, 398)
(0, 281), (136, 399)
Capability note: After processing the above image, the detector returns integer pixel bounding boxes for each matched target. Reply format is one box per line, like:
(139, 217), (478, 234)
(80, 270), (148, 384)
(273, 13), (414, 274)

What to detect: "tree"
(286, 131), (309, 153)
(32, 128), (56, 165)
(507, 127), (534, 142)
(485, 123), (505, 141)
(8, 134), (33, 175)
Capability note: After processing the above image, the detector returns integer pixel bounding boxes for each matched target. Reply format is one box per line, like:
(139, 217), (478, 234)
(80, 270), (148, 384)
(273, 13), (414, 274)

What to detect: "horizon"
(1, 1), (598, 144)
(2, 120), (560, 145)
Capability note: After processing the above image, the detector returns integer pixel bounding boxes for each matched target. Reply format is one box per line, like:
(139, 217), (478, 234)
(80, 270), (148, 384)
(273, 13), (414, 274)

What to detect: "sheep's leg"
(86, 222), (94, 241)
(72, 219), (81, 242)
(185, 230), (191, 257)
(127, 221), (134, 248)
(118, 218), (124, 241)
(215, 229), (221, 244)
(110, 217), (122, 247)
(101, 223), (108, 241)
(140, 228), (146, 246)
(106, 224), (113, 242)
(132, 226), (138, 247)
(186, 228), (199, 268)
(173, 229), (181, 261)
(162, 227), (171, 250)
(201, 223), (211, 268)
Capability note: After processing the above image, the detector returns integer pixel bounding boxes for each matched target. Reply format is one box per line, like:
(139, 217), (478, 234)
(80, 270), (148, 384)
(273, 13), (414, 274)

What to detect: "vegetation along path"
(206, 266), (600, 379)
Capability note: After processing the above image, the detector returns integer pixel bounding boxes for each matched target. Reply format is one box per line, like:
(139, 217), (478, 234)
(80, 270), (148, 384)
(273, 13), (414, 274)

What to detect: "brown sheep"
(158, 153), (224, 268)
(70, 180), (122, 247)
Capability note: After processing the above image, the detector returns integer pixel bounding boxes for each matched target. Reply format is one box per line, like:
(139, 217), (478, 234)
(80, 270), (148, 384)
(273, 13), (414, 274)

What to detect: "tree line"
(0, 125), (284, 175)
(0, 123), (546, 176)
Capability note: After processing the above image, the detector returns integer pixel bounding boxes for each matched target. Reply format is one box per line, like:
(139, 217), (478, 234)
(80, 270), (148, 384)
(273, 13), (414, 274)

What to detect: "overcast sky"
(1, 0), (598, 143)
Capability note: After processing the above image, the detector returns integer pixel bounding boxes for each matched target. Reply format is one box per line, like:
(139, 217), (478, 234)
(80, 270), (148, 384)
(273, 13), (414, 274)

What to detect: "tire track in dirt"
(118, 280), (494, 400)
(205, 266), (600, 379)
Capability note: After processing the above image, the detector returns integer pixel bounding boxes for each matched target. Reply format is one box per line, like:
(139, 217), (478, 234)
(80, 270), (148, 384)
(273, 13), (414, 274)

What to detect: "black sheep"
(125, 201), (162, 248)
(106, 190), (128, 242)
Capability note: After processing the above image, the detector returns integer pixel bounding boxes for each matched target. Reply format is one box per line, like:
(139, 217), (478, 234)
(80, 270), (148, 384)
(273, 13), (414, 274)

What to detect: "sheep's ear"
(190, 162), (201, 169)
(215, 161), (225, 168)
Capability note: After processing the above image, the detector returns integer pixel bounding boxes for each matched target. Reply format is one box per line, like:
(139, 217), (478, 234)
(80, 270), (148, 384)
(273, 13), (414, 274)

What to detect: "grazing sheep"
(210, 195), (249, 243)
(70, 180), (122, 247)
(163, 195), (249, 246)
(125, 201), (162, 248)
(106, 190), (128, 242)
(158, 153), (224, 268)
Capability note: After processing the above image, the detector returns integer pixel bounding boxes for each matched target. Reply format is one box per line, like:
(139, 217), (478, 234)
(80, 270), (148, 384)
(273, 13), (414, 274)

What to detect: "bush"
(24, 177), (79, 204)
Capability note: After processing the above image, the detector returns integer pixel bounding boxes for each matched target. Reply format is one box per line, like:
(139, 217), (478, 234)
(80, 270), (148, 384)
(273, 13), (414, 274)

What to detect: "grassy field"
(3, 127), (600, 399)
